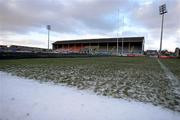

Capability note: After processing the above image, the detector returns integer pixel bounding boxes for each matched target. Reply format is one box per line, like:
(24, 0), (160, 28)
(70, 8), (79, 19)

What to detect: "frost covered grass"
(0, 57), (180, 112)
(160, 59), (180, 81)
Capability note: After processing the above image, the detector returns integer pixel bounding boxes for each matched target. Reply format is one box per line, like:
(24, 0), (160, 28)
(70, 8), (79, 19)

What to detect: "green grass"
(0, 57), (179, 111)
(0, 57), (146, 65)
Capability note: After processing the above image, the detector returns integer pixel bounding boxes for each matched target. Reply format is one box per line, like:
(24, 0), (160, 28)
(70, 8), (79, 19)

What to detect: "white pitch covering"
(0, 71), (180, 120)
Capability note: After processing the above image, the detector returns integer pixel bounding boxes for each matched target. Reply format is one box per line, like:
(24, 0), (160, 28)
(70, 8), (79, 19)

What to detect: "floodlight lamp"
(47, 25), (51, 30)
(159, 4), (167, 15)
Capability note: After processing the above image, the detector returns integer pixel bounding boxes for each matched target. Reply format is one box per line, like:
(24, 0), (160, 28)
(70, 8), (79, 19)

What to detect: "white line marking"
(157, 59), (180, 95)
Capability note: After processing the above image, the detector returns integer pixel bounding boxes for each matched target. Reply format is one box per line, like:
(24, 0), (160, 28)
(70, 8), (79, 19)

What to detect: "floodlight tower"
(47, 25), (51, 49)
(159, 4), (167, 54)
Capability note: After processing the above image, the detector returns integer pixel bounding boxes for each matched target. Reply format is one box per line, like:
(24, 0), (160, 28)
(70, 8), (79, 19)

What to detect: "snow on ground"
(157, 59), (180, 95)
(0, 71), (180, 120)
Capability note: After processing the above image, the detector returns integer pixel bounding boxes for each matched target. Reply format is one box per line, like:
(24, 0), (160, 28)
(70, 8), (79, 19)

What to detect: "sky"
(0, 0), (179, 51)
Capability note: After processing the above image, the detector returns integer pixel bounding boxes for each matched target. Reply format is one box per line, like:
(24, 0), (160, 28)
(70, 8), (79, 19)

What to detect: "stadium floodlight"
(159, 4), (167, 15)
(47, 25), (51, 49)
(159, 4), (167, 54)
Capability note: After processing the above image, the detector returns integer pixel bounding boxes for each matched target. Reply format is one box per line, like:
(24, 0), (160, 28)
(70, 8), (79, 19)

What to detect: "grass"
(0, 57), (180, 111)
(160, 59), (180, 81)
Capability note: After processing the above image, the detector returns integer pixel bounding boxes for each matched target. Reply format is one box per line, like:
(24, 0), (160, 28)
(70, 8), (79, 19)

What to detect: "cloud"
(0, 0), (134, 34)
(127, 0), (180, 50)
(0, 0), (64, 32)
(130, 0), (180, 31)
(0, 0), (179, 50)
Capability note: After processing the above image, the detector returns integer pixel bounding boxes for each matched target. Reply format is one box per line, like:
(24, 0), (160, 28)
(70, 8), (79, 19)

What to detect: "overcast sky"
(0, 0), (179, 51)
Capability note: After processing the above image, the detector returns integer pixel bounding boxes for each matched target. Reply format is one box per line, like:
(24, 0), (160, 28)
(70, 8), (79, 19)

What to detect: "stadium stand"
(53, 37), (144, 55)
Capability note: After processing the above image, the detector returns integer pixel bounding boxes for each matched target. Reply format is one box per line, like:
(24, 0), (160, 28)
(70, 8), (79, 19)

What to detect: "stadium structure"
(0, 45), (50, 53)
(53, 37), (145, 55)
